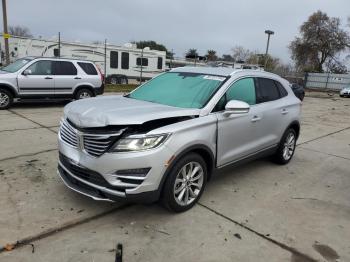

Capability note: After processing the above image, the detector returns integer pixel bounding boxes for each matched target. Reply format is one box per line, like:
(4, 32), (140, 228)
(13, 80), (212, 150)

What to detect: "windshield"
(128, 72), (226, 109)
(1, 58), (33, 73)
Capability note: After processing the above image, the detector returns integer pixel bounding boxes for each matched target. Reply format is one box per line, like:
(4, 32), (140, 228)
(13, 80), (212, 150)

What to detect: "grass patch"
(105, 84), (139, 93)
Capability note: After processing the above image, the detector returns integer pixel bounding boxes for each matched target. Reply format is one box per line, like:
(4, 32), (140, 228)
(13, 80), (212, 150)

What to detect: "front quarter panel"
(149, 114), (217, 162)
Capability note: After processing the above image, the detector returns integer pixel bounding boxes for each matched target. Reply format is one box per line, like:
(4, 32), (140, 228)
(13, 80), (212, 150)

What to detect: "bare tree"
(231, 46), (252, 62)
(206, 49), (218, 61)
(8, 25), (32, 37)
(289, 11), (349, 72)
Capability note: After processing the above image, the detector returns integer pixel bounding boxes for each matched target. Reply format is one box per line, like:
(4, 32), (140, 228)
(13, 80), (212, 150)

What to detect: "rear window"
(53, 61), (77, 75)
(256, 78), (280, 103)
(78, 62), (98, 75)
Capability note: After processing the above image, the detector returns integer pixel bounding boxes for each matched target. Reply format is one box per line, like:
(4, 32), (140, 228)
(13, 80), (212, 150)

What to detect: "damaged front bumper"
(57, 132), (175, 203)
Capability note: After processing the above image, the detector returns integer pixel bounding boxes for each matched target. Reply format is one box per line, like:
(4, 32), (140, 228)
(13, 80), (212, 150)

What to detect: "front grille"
(83, 134), (117, 157)
(60, 119), (79, 148)
(59, 119), (124, 157)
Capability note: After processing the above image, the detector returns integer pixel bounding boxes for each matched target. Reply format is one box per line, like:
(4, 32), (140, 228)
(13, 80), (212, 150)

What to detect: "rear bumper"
(94, 84), (104, 95)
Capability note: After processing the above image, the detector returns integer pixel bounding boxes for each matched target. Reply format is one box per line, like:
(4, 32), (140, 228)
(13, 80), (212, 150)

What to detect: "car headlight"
(110, 133), (170, 152)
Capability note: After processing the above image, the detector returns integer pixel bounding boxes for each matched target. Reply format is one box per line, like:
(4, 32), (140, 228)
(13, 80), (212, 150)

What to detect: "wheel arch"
(73, 84), (96, 97)
(0, 83), (17, 98)
(287, 120), (300, 139)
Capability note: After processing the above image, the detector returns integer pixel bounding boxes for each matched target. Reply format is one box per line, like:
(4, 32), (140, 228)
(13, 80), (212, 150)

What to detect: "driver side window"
(25, 60), (52, 75)
(213, 78), (256, 112)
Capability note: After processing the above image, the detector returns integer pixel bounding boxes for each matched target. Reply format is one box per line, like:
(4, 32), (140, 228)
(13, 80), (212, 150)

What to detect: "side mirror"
(23, 69), (32, 76)
(224, 100), (250, 115)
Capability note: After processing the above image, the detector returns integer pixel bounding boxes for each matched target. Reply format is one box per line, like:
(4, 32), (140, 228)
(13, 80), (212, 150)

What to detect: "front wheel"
(161, 153), (207, 212)
(75, 88), (93, 100)
(0, 89), (13, 110)
(273, 128), (297, 165)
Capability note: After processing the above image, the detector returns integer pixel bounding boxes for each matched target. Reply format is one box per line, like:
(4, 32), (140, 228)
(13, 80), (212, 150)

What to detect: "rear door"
(17, 60), (54, 95)
(215, 77), (263, 166)
(53, 61), (79, 96)
(254, 77), (288, 148)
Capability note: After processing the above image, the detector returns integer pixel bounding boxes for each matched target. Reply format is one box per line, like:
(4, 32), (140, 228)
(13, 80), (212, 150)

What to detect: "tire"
(120, 76), (128, 85)
(110, 76), (118, 85)
(161, 153), (207, 212)
(75, 88), (94, 100)
(0, 88), (13, 110)
(273, 128), (297, 165)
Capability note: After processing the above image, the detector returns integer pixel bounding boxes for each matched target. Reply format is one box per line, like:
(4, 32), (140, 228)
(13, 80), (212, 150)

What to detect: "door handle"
(44, 77), (53, 79)
(251, 116), (261, 122)
(281, 109), (289, 115)
(74, 77), (82, 79)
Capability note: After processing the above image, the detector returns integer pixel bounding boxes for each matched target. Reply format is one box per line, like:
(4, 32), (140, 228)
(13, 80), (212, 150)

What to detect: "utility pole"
(2, 0), (10, 65)
(58, 32), (61, 58)
(104, 39), (107, 83)
(140, 47), (143, 84)
(264, 30), (274, 69)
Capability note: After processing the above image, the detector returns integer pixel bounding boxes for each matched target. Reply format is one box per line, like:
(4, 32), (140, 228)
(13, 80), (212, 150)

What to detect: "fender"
(0, 81), (18, 96)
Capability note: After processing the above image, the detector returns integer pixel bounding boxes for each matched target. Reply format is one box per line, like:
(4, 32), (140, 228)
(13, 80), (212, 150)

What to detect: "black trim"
(20, 87), (71, 91)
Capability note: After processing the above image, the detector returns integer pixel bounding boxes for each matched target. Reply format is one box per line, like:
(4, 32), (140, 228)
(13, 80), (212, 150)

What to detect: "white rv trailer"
(0, 35), (166, 83)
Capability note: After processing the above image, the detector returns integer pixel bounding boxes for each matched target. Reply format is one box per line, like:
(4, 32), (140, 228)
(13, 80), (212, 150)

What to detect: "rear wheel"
(0, 89), (13, 109)
(273, 128), (297, 165)
(75, 88), (93, 100)
(161, 153), (207, 212)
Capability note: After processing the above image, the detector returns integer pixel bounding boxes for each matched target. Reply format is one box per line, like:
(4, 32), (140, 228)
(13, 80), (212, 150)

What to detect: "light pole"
(2, 0), (10, 65)
(264, 30), (274, 69)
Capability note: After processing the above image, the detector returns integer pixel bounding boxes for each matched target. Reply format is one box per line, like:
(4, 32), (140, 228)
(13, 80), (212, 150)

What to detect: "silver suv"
(0, 57), (104, 109)
(58, 67), (301, 212)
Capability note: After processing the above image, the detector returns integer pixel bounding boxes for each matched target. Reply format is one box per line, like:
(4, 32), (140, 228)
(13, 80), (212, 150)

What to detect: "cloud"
(4, 0), (350, 63)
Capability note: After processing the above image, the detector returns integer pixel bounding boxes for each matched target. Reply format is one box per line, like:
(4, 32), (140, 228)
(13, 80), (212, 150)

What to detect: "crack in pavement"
(298, 146), (350, 161)
(297, 126), (350, 146)
(0, 204), (131, 253)
(0, 126), (59, 133)
(197, 203), (317, 262)
(0, 149), (57, 162)
(8, 110), (58, 135)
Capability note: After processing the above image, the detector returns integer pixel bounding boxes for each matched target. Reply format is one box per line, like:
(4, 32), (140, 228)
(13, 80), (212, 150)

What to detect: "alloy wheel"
(174, 161), (204, 206)
(283, 132), (295, 161)
(0, 92), (10, 107)
(79, 92), (91, 99)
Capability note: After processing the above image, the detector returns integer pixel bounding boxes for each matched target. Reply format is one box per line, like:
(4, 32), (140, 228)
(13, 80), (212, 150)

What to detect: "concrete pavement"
(0, 94), (349, 261)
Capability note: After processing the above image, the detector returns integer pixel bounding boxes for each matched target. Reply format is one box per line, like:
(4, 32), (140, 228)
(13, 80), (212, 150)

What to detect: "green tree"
(289, 11), (349, 72)
(133, 40), (173, 59)
(185, 49), (198, 59)
(206, 49), (217, 61)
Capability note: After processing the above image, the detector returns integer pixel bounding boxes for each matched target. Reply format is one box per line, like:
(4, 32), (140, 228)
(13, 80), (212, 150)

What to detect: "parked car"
(290, 83), (305, 101)
(57, 67), (301, 212)
(0, 57), (104, 109)
(340, 86), (350, 97)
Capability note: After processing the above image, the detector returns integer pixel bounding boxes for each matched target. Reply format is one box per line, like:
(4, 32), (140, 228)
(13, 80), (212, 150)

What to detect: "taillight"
(96, 65), (105, 83)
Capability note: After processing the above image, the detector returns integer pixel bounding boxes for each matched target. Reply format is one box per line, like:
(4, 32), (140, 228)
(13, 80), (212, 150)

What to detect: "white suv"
(58, 67), (301, 212)
(0, 57), (104, 109)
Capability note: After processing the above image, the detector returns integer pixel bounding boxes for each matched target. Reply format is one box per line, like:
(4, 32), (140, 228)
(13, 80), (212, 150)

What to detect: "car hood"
(64, 95), (201, 127)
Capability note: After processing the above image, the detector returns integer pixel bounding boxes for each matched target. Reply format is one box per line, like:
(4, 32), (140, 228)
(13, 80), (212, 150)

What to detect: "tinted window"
(26, 60), (52, 75)
(256, 78), (280, 103)
(157, 57), (163, 70)
(136, 57), (148, 66)
(121, 52), (129, 69)
(128, 72), (224, 109)
(53, 61), (77, 75)
(275, 81), (288, 97)
(78, 62), (98, 75)
(213, 78), (256, 112)
(110, 51), (118, 69)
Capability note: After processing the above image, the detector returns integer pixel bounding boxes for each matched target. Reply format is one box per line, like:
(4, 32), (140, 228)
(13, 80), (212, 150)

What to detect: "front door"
(215, 77), (263, 166)
(17, 60), (54, 95)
